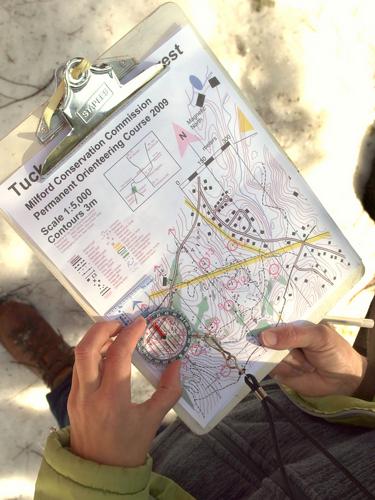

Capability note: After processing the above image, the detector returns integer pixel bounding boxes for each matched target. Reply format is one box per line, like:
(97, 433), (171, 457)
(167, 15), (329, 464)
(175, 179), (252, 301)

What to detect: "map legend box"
(104, 131), (181, 211)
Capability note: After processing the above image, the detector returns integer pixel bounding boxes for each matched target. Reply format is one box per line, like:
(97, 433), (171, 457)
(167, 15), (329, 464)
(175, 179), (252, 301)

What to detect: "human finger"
(67, 364), (80, 418)
(282, 349), (316, 373)
(271, 359), (309, 379)
(102, 316), (146, 390)
(68, 363), (80, 400)
(100, 338), (115, 356)
(74, 320), (122, 394)
(260, 323), (334, 352)
(145, 360), (182, 420)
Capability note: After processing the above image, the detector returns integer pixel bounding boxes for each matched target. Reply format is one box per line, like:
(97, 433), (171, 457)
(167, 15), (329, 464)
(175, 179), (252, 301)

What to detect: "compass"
(136, 308), (193, 366)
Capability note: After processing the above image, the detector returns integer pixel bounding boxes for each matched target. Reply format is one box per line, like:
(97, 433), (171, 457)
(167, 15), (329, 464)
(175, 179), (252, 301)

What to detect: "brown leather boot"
(0, 300), (74, 389)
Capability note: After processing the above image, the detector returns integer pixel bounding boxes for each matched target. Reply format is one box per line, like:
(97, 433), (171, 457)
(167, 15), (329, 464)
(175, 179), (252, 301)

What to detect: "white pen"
(322, 316), (374, 329)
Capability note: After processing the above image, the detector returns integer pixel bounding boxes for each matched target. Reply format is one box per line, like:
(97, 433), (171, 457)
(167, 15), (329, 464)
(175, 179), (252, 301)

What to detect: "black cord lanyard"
(244, 374), (375, 499)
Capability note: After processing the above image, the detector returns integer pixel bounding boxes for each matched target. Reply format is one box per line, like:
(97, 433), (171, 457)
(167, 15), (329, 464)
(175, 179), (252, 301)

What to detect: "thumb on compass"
(146, 360), (182, 419)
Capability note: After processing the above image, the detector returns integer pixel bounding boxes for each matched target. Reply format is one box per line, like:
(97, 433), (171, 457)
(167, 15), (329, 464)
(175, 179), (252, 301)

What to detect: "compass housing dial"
(137, 308), (193, 366)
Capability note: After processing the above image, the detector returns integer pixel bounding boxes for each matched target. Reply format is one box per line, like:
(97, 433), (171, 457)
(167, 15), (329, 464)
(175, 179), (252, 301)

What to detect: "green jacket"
(35, 378), (375, 499)
(35, 426), (192, 499)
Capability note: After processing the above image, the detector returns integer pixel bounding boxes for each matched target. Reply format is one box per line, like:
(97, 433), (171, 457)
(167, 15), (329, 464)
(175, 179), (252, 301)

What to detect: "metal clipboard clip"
(38, 57), (165, 178)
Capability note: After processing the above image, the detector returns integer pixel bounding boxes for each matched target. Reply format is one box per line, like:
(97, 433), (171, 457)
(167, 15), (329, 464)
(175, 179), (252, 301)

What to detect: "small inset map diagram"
(104, 131), (181, 211)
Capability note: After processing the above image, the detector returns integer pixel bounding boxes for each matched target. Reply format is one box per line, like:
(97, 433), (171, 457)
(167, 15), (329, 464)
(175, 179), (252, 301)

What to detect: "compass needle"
(153, 321), (166, 339)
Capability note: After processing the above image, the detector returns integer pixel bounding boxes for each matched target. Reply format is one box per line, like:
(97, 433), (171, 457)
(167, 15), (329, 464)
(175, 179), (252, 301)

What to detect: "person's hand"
(260, 322), (368, 397)
(67, 317), (182, 468)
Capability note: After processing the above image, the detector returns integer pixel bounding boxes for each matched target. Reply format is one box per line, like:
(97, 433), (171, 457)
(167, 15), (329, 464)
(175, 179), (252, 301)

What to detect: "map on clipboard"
(0, 19), (363, 433)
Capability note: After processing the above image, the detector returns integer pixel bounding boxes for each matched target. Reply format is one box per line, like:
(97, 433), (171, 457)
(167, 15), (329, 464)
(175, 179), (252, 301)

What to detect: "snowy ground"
(0, 1), (374, 498)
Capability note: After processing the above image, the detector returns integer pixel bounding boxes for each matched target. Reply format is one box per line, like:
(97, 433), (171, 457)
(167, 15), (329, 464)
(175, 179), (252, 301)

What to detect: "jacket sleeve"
(282, 384), (375, 428)
(34, 427), (194, 500)
(281, 352), (375, 427)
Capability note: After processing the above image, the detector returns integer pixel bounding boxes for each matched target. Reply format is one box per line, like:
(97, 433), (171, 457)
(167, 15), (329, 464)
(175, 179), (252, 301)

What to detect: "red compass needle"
(152, 321), (167, 339)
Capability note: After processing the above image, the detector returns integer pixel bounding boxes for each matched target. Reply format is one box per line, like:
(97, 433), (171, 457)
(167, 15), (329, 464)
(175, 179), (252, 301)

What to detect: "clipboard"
(0, 3), (188, 316)
(0, 3), (364, 434)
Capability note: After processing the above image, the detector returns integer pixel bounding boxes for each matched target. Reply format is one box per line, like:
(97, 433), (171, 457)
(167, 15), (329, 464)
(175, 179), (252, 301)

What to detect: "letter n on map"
(173, 123), (200, 157)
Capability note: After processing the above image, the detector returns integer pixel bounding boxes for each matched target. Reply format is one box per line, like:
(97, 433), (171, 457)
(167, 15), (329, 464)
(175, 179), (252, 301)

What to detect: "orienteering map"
(0, 26), (362, 432)
(104, 28), (361, 429)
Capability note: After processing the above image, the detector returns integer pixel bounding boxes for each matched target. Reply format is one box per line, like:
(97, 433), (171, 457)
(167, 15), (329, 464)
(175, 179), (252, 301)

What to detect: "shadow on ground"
(354, 123), (375, 222)
(235, 6), (322, 171)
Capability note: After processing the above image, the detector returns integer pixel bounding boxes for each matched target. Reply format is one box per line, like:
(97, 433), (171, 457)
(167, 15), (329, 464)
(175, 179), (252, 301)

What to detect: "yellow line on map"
(185, 198), (267, 256)
(150, 231), (330, 299)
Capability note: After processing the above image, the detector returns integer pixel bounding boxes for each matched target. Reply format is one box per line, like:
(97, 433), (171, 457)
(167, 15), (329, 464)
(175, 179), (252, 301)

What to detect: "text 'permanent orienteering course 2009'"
(5, 42), (186, 245)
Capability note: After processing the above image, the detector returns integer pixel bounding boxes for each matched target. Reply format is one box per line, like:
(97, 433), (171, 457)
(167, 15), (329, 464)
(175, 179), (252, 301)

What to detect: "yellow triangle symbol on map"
(237, 107), (254, 133)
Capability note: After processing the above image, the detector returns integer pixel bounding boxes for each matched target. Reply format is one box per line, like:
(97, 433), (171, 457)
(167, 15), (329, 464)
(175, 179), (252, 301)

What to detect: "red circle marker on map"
(199, 257), (210, 270)
(227, 240), (238, 252)
(225, 278), (238, 290)
(220, 364), (231, 377)
(269, 263), (281, 277)
(224, 300), (234, 311)
(190, 343), (203, 356)
(207, 317), (220, 332)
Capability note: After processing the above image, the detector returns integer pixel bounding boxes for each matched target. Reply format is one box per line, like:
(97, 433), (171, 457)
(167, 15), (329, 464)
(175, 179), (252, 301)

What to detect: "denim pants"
(46, 375), (72, 428)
